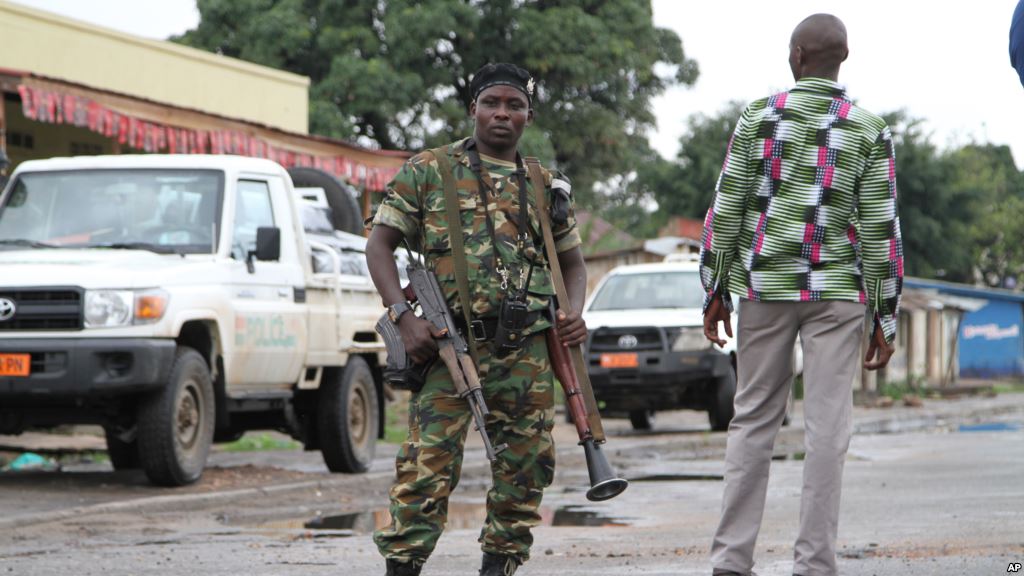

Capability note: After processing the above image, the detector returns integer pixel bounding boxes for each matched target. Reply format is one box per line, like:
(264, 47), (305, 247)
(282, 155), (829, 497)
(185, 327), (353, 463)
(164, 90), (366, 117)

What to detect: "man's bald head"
(788, 14), (849, 81)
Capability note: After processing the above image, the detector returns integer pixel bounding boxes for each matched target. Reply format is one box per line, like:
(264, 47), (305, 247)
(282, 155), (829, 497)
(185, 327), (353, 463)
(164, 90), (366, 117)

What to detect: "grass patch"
(221, 433), (300, 452)
(793, 374), (804, 400)
(385, 394), (410, 444)
(992, 380), (1024, 394)
(877, 377), (925, 401)
(60, 451), (109, 465)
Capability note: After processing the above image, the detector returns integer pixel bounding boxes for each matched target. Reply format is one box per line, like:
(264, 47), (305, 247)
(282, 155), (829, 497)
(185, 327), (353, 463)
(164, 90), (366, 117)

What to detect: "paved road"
(1, 395), (1022, 575)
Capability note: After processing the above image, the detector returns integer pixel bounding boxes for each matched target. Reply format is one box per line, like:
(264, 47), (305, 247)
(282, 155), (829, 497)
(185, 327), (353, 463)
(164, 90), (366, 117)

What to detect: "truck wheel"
(287, 167), (362, 234)
(137, 347), (215, 486)
(318, 356), (378, 473)
(104, 427), (140, 470)
(629, 410), (656, 431)
(708, 368), (737, 432)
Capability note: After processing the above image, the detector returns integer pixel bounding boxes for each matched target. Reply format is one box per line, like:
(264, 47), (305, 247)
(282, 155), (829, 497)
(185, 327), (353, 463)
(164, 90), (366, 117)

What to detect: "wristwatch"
(387, 301), (412, 324)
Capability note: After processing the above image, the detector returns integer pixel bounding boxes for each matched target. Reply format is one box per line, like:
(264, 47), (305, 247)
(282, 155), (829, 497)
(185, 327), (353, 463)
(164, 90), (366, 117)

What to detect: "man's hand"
(555, 308), (587, 347)
(398, 314), (445, 365)
(703, 297), (733, 348)
(864, 325), (894, 370)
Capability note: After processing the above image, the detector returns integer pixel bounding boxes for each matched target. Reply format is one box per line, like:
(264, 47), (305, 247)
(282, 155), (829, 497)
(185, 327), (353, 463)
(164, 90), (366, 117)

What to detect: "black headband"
(470, 63), (534, 104)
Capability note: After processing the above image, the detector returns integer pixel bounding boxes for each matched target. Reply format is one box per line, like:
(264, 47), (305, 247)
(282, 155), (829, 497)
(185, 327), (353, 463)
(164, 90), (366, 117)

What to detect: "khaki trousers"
(711, 300), (866, 576)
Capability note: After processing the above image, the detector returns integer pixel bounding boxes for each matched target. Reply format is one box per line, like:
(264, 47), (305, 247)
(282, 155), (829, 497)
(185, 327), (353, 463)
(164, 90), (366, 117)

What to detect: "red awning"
(15, 78), (403, 191)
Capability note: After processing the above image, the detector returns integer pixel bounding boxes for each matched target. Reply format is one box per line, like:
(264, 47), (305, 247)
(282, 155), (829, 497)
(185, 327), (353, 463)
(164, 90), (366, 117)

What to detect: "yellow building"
(0, 0), (405, 191)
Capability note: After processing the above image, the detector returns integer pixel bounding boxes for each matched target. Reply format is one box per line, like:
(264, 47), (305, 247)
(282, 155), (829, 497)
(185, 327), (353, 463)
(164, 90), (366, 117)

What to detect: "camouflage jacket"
(372, 138), (581, 333)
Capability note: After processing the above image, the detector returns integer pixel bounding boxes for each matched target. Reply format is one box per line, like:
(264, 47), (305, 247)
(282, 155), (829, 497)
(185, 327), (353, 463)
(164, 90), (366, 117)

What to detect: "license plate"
(0, 353), (30, 377)
(600, 352), (638, 369)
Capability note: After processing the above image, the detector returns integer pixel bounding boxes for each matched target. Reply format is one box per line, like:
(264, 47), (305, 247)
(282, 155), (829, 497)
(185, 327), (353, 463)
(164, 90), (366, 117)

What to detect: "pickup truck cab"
(0, 155), (387, 486)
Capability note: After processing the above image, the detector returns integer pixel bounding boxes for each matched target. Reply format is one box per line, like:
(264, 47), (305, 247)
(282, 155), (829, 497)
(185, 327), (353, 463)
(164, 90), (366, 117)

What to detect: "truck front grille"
(588, 327), (664, 352)
(0, 287), (84, 331)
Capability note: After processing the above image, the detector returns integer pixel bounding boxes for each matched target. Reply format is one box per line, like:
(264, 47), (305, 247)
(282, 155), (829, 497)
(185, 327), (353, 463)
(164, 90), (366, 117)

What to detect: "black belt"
(453, 311), (543, 342)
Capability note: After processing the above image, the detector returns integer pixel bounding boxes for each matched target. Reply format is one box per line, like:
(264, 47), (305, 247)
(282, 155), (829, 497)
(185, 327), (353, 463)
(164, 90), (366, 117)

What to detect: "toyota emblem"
(617, 334), (639, 349)
(0, 297), (15, 322)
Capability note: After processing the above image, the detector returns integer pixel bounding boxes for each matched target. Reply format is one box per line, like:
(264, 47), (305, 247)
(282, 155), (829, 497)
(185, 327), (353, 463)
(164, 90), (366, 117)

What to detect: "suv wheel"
(629, 410), (655, 431)
(318, 356), (378, 473)
(708, 368), (737, 432)
(137, 347), (215, 486)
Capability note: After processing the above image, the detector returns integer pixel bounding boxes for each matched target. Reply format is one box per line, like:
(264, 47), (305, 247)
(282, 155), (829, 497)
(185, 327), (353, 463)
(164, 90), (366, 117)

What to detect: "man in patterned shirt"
(365, 63), (587, 576)
(700, 14), (902, 576)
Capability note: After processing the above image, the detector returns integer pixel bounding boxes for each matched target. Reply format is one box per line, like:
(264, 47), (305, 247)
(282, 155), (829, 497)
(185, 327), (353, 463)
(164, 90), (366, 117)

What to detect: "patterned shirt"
(698, 77), (903, 342)
(373, 138), (581, 334)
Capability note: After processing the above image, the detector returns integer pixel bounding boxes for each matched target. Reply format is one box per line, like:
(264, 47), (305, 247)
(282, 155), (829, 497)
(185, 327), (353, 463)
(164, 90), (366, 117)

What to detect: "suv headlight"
(84, 289), (169, 328)
(666, 327), (709, 352)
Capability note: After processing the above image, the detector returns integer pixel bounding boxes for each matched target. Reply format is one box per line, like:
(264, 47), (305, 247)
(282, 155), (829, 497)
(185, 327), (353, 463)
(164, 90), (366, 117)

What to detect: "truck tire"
(287, 167), (362, 234)
(104, 427), (140, 470)
(318, 356), (378, 473)
(137, 347), (215, 486)
(629, 410), (656, 431)
(708, 368), (737, 432)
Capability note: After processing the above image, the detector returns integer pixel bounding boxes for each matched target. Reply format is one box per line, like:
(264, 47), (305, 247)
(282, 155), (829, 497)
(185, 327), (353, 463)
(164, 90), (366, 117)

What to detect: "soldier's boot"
(479, 552), (521, 576)
(384, 558), (422, 576)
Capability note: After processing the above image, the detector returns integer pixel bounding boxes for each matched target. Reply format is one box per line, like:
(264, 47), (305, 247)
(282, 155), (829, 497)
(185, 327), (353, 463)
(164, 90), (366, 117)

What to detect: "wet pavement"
(1, 394), (1023, 575)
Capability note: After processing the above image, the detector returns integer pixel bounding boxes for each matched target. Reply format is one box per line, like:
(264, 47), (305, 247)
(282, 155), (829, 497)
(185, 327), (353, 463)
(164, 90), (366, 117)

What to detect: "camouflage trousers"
(373, 329), (556, 564)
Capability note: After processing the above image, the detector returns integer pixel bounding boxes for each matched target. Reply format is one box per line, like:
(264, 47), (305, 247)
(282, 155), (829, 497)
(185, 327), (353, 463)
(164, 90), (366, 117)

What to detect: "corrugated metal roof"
(904, 277), (1024, 303)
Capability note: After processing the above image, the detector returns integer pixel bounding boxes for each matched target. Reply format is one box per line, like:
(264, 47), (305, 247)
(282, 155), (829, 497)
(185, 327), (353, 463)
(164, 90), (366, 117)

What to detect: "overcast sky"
(14, 0), (1024, 168)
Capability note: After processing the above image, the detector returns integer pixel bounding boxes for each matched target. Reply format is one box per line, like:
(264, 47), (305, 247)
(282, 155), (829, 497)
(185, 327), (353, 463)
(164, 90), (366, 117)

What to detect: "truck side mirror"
(246, 227), (281, 273)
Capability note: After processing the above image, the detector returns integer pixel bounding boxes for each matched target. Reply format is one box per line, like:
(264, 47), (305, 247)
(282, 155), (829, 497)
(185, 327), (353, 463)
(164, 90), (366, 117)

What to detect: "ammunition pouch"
(452, 307), (543, 358)
(493, 297), (531, 358)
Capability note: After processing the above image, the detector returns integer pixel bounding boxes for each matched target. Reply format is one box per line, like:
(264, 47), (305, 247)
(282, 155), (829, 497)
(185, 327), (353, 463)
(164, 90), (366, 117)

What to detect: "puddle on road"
(958, 422), (1022, 432)
(630, 473), (724, 482)
(550, 506), (630, 527)
(245, 502), (633, 536)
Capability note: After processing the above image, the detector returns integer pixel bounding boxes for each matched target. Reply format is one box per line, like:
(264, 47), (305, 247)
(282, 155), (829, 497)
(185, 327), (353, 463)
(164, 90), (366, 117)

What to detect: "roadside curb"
(0, 467), (392, 531)
(3, 395), (1022, 531)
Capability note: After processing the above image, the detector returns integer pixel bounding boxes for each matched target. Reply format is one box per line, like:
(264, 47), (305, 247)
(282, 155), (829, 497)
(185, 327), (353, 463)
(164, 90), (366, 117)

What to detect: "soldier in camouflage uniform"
(365, 63), (588, 576)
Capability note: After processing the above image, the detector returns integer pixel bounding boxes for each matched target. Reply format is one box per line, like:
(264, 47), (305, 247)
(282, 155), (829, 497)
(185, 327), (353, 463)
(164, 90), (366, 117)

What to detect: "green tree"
(945, 144), (1024, 287)
(173, 0), (698, 202)
(881, 111), (972, 281)
(623, 100), (742, 231)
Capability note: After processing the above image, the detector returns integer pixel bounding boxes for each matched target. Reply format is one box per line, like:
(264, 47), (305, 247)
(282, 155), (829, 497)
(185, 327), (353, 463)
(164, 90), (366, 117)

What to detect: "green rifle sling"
(427, 147), (481, 366)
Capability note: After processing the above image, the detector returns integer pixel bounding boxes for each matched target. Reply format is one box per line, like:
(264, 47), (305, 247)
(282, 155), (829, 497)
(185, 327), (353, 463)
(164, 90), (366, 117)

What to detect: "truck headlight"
(84, 289), (169, 328)
(666, 327), (710, 352)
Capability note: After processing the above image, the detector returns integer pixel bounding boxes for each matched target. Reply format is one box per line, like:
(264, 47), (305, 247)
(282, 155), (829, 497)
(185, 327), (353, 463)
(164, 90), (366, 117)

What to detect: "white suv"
(582, 256), (801, 431)
(582, 257), (738, 431)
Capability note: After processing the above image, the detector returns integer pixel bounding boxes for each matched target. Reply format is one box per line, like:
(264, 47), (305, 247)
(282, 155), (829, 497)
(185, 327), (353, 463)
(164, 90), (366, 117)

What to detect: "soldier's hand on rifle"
(556, 309), (587, 347)
(703, 297), (733, 348)
(399, 314), (445, 365)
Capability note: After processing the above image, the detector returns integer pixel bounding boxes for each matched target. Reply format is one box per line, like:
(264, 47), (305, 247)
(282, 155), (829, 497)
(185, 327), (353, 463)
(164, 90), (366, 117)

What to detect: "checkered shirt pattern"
(699, 77), (903, 343)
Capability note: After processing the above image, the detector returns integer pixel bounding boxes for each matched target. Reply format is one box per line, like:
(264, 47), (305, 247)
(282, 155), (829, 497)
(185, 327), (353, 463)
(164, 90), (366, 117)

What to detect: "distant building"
(902, 278), (1024, 381)
(658, 216), (704, 243)
(0, 0), (405, 197)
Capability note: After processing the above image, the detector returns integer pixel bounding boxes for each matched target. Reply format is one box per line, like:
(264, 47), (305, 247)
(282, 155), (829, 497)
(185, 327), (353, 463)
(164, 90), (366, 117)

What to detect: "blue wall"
(959, 300), (1024, 378)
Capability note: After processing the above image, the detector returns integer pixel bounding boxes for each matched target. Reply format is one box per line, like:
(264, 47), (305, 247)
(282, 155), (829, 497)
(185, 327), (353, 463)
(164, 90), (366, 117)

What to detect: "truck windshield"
(0, 169), (223, 254)
(589, 271), (704, 310)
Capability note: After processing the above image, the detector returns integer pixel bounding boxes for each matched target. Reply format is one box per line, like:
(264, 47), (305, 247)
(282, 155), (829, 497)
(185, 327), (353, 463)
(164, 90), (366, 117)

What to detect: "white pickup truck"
(0, 154), (388, 486)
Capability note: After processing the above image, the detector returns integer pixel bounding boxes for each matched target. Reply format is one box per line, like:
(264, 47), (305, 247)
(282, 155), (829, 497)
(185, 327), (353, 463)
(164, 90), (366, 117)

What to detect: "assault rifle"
(376, 265), (506, 462)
